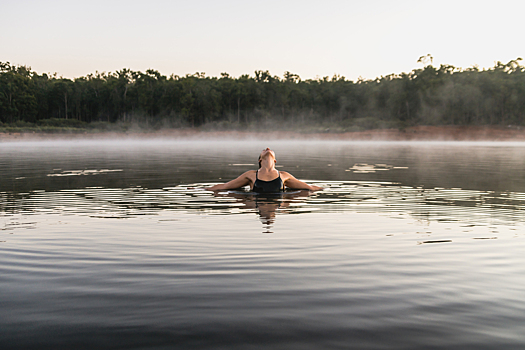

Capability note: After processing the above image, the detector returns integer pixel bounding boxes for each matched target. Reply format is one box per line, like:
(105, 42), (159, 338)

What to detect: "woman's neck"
(259, 158), (276, 171)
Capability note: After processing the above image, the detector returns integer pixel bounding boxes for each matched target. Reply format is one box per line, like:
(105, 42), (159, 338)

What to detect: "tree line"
(1, 57), (524, 131)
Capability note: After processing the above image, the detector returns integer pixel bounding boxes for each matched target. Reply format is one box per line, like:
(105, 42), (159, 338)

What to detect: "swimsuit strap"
(278, 171), (284, 191)
(256, 169), (259, 180)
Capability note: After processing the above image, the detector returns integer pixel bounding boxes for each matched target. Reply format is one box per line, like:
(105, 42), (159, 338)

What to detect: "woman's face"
(260, 148), (276, 160)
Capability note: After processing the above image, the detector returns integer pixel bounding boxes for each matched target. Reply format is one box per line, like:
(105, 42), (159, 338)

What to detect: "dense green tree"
(1, 58), (525, 130)
(0, 63), (38, 123)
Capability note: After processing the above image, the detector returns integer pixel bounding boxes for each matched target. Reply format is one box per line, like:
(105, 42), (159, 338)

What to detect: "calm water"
(2, 139), (525, 349)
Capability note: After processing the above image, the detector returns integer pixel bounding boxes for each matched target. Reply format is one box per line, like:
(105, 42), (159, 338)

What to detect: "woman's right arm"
(205, 171), (253, 191)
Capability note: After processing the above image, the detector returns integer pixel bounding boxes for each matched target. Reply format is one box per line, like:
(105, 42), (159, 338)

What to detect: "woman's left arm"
(281, 172), (323, 191)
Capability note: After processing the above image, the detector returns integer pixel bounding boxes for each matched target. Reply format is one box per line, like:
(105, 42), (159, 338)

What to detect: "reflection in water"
(2, 181), (525, 233)
(212, 190), (312, 233)
(47, 169), (123, 177)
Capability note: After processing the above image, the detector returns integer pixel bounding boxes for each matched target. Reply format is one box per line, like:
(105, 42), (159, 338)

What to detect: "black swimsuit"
(253, 170), (284, 193)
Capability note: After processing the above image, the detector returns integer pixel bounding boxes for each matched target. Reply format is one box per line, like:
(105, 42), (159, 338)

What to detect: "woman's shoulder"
(279, 171), (295, 179)
(241, 170), (257, 177)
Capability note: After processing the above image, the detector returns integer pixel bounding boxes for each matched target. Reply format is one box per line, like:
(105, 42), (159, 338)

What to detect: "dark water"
(2, 139), (525, 349)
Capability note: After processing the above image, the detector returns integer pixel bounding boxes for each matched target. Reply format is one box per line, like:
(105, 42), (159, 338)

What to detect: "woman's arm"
(281, 172), (323, 191)
(205, 171), (253, 191)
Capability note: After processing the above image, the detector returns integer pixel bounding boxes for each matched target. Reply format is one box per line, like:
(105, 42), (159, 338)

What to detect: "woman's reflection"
(211, 190), (312, 233)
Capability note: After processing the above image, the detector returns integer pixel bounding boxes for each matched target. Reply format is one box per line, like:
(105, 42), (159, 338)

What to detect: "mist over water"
(3, 139), (525, 192)
(2, 139), (525, 349)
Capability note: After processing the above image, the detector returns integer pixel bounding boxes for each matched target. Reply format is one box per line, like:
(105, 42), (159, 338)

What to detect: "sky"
(2, 0), (524, 81)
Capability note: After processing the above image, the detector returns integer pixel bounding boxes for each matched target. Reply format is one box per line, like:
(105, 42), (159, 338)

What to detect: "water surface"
(2, 140), (525, 349)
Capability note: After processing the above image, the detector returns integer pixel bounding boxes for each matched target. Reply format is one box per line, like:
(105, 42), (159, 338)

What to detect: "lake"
(2, 139), (525, 349)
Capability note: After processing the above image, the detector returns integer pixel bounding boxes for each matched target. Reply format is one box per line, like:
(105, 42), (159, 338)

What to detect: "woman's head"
(258, 148), (276, 168)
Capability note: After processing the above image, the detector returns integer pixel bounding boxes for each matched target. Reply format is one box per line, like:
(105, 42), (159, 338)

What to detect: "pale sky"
(2, 0), (524, 81)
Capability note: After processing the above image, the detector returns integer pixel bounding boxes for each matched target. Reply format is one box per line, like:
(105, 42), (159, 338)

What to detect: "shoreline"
(2, 125), (525, 142)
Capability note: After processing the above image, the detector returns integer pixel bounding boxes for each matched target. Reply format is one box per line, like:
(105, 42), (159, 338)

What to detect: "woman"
(205, 148), (323, 192)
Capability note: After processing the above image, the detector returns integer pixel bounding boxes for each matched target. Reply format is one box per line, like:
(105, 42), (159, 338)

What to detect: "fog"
(2, 139), (525, 194)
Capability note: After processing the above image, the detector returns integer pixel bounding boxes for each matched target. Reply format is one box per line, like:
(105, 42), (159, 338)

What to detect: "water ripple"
(2, 181), (525, 228)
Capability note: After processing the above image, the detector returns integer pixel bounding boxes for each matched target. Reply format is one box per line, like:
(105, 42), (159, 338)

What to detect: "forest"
(1, 56), (524, 132)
